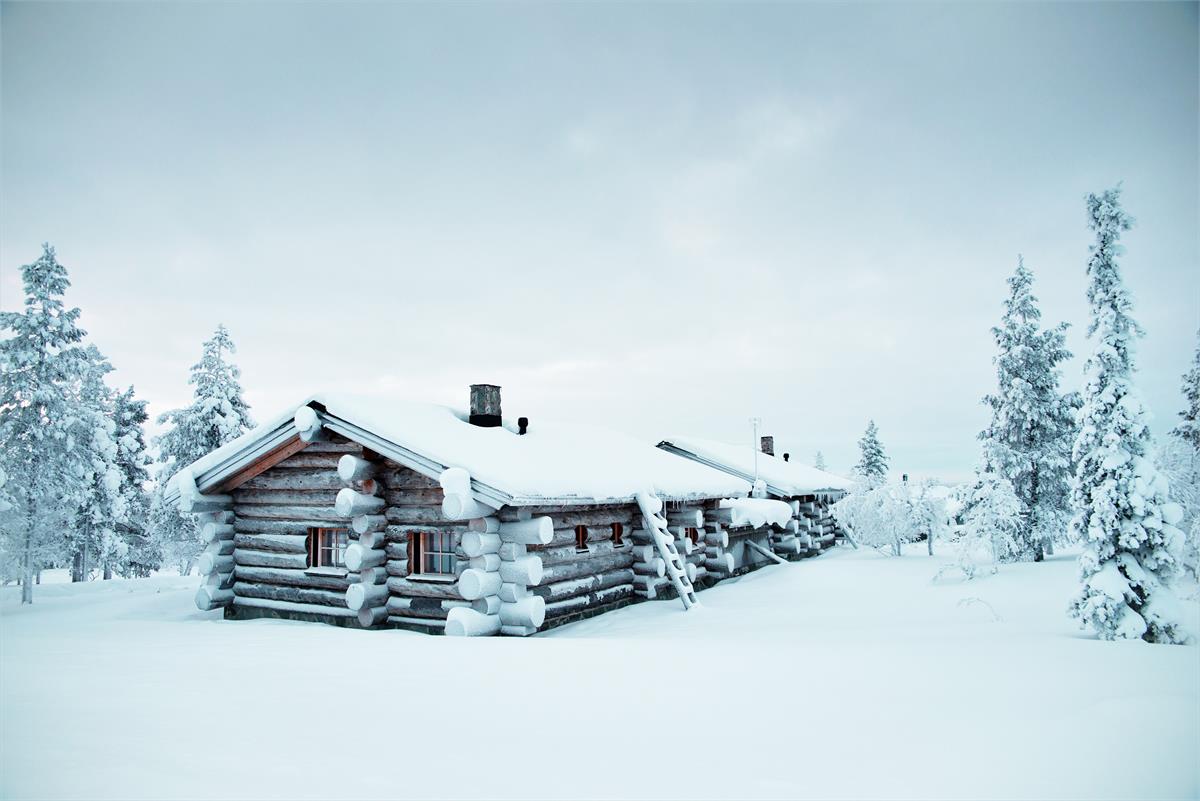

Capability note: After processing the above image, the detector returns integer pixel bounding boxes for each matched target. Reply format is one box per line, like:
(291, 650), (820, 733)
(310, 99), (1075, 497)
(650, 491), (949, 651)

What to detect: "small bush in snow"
(833, 481), (946, 557)
(960, 473), (1024, 574)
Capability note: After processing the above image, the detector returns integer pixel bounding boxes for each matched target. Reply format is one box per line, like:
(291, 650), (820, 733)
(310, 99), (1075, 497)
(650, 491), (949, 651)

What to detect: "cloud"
(563, 126), (604, 158)
(735, 97), (843, 161)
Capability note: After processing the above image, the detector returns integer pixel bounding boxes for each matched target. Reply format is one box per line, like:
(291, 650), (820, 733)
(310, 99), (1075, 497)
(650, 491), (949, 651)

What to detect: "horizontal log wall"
(228, 439), (476, 626)
(228, 439), (361, 622)
(225, 438), (754, 631)
(524, 501), (642, 622)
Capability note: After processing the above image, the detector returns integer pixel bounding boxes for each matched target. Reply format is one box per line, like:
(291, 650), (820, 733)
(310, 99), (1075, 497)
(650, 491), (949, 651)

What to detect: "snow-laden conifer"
(150, 325), (253, 573)
(979, 256), (1077, 561)
(1155, 437), (1199, 579)
(814, 451), (827, 471)
(1173, 329), (1200, 449)
(853, 420), (888, 486)
(0, 244), (93, 602)
(1154, 332), (1200, 578)
(1068, 188), (1186, 644)
(112, 387), (152, 576)
(68, 347), (125, 582)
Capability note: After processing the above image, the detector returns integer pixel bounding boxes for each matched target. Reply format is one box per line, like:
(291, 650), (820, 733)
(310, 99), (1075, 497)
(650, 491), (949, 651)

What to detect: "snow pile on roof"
(661, 436), (854, 495)
(179, 393), (750, 504)
(720, 497), (793, 528)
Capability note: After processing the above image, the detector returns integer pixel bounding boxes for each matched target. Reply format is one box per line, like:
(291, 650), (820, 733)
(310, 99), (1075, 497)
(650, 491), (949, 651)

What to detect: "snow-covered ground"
(2, 545), (1197, 800)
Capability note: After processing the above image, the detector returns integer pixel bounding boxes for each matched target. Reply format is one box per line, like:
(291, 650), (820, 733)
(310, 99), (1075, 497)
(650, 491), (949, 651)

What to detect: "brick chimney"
(469, 384), (502, 427)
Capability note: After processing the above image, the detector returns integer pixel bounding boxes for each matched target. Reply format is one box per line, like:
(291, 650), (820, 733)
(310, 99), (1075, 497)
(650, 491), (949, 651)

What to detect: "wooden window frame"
(611, 522), (624, 547)
(685, 527), (700, 545)
(308, 527), (349, 573)
(409, 530), (457, 581)
(574, 525), (589, 553)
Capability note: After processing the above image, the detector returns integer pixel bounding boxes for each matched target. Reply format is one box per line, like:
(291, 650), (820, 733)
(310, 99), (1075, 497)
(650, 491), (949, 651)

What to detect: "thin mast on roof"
(750, 416), (761, 489)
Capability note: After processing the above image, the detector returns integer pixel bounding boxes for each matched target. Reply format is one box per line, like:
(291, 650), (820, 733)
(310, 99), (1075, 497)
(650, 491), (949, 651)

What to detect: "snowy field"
(2, 546), (1197, 801)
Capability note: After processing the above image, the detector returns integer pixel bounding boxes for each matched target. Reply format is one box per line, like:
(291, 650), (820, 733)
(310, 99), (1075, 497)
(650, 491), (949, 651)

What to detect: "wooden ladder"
(635, 491), (699, 610)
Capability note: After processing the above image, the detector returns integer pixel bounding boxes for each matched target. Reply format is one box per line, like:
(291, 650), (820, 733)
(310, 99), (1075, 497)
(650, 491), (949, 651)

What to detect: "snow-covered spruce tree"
(112, 386), (152, 577)
(68, 346), (126, 582)
(1173, 329), (1200, 449)
(0, 468), (15, 581)
(1156, 436), (1199, 579)
(1068, 187), (1186, 644)
(150, 324), (253, 573)
(853, 420), (889, 486)
(979, 256), (1077, 562)
(814, 451), (827, 471)
(1155, 332), (1200, 578)
(0, 244), (94, 603)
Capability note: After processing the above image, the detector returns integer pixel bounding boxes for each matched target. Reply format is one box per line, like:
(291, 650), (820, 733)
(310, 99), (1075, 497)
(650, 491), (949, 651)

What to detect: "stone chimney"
(760, 436), (774, 456)
(469, 384), (502, 427)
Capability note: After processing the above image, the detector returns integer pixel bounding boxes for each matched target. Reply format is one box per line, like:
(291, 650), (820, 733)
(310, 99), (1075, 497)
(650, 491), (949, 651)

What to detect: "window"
(611, 523), (624, 546)
(410, 530), (456, 577)
(575, 525), (589, 552)
(685, 527), (700, 545)
(308, 528), (348, 569)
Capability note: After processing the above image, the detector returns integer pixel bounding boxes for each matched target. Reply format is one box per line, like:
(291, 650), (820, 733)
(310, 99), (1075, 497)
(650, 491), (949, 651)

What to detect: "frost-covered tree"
(909, 479), (949, 556)
(0, 244), (94, 603)
(814, 451), (827, 471)
(965, 472), (1025, 565)
(1155, 436), (1199, 579)
(68, 347), (125, 583)
(112, 387), (152, 577)
(150, 325), (253, 573)
(1068, 187), (1186, 644)
(831, 481), (930, 556)
(947, 472), (1025, 580)
(853, 420), (889, 486)
(979, 256), (1077, 562)
(1153, 331), (1200, 580)
(1173, 329), (1200, 449)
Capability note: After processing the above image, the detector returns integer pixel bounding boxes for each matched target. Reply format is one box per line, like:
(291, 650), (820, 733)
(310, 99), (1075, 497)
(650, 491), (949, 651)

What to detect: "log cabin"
(167, 385), (842, 635)
(656, 435), (854, 568)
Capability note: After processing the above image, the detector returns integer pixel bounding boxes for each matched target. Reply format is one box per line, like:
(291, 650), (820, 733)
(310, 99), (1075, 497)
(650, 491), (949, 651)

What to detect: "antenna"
(750, 417), (761, 488)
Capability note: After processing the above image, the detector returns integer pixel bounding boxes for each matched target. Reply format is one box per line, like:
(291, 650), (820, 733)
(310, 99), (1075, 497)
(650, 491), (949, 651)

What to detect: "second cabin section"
(657, 433), (855, 563)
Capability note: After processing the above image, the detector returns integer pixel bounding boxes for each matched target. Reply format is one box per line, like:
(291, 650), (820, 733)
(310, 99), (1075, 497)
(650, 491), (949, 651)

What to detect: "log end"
(294, 405), (320, 435)
(445, 607), (501, 637)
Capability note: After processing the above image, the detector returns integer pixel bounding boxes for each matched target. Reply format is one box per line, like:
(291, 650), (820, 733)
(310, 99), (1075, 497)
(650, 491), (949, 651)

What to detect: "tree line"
(3, 188), (1197, 643)
(832, 187), (1198, 644)
(0, 245), (253, 602)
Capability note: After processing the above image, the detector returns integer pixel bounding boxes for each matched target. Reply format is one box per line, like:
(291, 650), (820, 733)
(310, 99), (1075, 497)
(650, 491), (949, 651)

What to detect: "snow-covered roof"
(169, 393), (751, 507)
(657, 436), (854, 497)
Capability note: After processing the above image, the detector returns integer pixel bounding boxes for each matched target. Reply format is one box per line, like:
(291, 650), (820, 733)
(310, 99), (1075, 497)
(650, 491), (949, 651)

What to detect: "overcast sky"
(1, 1), (1196, 482)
